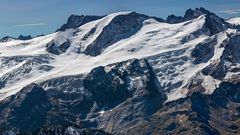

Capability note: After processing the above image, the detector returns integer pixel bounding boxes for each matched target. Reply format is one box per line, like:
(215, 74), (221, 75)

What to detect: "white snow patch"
(99, 110), (105, 116)
(227, 17), (240, 25)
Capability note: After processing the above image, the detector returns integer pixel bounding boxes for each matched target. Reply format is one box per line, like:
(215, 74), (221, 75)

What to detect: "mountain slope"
(0, 11), (208, 101)
(126, 82), (240, 135)
(0, 7), (240, 134)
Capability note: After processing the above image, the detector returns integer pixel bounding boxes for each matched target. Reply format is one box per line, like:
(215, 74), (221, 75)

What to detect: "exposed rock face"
(0, 36), (15, 42)
(125, 82), (240, 135)
(0, 59), (167, 134)
(85, 59), (167, 133)
(40, 75), (95, 128)
(191, 37), (217, 64)
(222, 35), (240, 63)
(202, 60), (227, 80)
(166, 7), (229, 35)
(0, 126), (112, 135)
(0, 35), (32, 42)
(183, 8), (203, 21)
(166, 7), (205, 24)
(192, 8), (229, 35)
(202, 34), (240, 80)
(57, 15), (103, 31)
(84, 12), (148, 56)
(46, 40), (71, 55)
(203, 14), (228, 35)
(166, 14), (183, 24)
(1, 7), (240, 135)
(0, 84), (51, 132)
(17, 35), (32, 40)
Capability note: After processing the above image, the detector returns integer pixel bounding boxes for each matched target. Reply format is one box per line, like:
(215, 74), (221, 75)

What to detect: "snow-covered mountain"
(0, 35), (32, 43)
(0, 7), (240, 134)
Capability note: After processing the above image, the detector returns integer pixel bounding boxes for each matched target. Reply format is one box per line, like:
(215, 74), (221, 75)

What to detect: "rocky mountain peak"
(166, 7), (213, 24)
(166, 14), (183, 24)
(183, 8), (201, 21)
(166, 7), (229, 35)
(183, 7), (216, 21)
(17, 35), (32, 40)
(57, 14), (103, 31)
(0, 35), (32, 43)
(0, 36), (14, 42)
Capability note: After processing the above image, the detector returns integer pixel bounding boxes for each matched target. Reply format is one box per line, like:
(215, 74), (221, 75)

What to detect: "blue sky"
(1, 0), (240, 38)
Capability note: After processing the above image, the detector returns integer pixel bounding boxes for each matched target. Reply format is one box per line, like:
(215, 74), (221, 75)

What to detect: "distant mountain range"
(0, 7), (240, 135)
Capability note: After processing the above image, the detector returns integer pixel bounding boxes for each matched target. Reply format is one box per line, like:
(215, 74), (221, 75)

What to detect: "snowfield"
(227, 17), (240, 25)
(0, 12), (238, 102)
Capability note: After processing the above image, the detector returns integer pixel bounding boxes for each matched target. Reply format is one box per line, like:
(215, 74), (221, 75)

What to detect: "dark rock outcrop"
(0, 35), (32, 42)
(0, 59), (167, 134)
(84, 59), (166, 109)
(46, 40), (71, 55)
(126, 82), (240, 135)
(188, 7), (229, 35)
(183, 8), (202, 21)
(57, 15), (103, 31)
(88, 59), (167, 133)
(166, 14), (183, 24)
(166, 7), (230, 35)
(17, 35), (32, 40)
(83, 12), (148, 56)
(191, 37), (217, 64)
(0, 84), (51, 132)
(202, 34), (240, 80)
(0, 126), (112, 135)
(0, 36), (15, 42)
